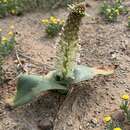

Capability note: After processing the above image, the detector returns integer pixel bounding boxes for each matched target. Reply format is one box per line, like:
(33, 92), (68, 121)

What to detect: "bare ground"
(0, 0), (130, 130)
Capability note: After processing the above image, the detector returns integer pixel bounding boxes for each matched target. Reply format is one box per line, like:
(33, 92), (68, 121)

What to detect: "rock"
(111, 96), (115, 100)
(67, 120), (73, 126)
(112, 110), (125, 123)
(90, 118), (99, 128)
(37, 119), (53, 130)
(91, 118), (98, 125)
(79, 125), (83, 130)
(86, 122), (90, 128)
(124, 123), (130, 130)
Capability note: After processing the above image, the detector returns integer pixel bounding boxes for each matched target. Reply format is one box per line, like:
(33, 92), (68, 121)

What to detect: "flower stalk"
(56, 3), (85, 80)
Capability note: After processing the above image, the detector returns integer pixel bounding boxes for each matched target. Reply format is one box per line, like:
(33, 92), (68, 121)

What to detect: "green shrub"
(0, 0), (23, 18)
(0, 26), (16, 56)
(100, 0), (128, 22)
(0, 26), (16, 85)
(42, 16), (64, 37)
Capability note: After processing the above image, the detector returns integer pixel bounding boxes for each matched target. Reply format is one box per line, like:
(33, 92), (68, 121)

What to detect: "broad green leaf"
(10, 65), (114, 107)
(73, 65), (114, 83)
(13, 74), (67, 107)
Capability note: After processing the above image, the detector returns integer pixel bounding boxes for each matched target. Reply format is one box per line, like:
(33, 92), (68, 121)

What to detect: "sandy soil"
(0, 0), (130, 130)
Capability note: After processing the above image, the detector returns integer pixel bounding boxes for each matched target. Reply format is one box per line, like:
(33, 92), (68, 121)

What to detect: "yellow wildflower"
(103, 116), (111, 123)
(113, 127), (122, 130)
(41, 19), (49, 24)
(128, 16), (130, 19)
(2, 36), (8, 42)
(121, 94), (129, 100)
(0, 28), (2, 32)
(50, 16), (58, 24)
(8, 31), (13, 36)
(52, 19), (58, 24)
(50, 16), (56, 21)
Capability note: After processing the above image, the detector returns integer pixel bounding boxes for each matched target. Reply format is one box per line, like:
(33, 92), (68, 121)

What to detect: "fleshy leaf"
(73, 65), (114, 83)
(13, 74), (67, 107)
(11, 65), (114, 107)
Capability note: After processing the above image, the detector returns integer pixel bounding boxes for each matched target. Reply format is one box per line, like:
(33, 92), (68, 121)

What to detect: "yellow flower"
(50, 16), (56, 21)
(0, 28), (2, 32)
(8, 31), (13, 36)
(128, 16), (130, 19)
(2, 36), (8, 42)
(50, 16), (58, 24)
(52, 19), (58, 24)
(113, 127), (122, 130)
(103, 116), (111, 123)
(10, 25), (14, 29)
(122, 94), (129, 100)
(41, 19), (49, 24)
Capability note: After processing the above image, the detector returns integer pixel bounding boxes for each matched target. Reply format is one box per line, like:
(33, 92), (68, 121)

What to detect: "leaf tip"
(94, 65), (116, 75)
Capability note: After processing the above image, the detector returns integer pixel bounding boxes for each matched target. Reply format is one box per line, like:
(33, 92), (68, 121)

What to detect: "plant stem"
(56, 3), (85, 79)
